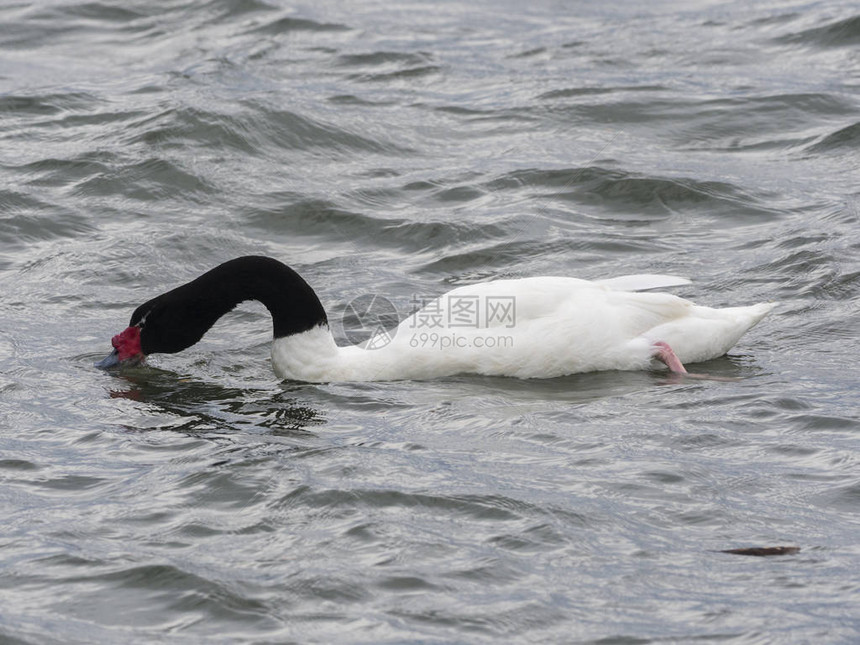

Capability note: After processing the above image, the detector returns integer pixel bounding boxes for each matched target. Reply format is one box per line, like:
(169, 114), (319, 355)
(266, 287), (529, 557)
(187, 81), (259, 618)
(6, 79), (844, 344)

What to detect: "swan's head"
(94, 256), (329, 371)
(95, 324), (145, 369)
(95, 297), (194, 369)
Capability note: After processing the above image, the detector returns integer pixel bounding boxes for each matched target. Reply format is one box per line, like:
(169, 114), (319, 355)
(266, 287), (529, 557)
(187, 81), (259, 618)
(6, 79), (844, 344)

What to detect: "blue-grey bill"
(95, 348), (120, 369)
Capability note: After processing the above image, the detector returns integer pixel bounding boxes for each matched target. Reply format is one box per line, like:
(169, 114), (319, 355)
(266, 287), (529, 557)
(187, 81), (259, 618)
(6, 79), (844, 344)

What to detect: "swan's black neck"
(130, 256), (328, 356)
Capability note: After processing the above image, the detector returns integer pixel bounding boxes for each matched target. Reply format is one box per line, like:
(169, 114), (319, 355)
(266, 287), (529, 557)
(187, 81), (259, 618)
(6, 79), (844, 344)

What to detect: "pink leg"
(652, 341), (687, 374)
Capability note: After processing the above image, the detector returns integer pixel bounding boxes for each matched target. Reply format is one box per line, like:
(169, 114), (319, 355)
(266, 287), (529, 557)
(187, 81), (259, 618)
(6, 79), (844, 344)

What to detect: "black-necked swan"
(95, 256), (775, 381)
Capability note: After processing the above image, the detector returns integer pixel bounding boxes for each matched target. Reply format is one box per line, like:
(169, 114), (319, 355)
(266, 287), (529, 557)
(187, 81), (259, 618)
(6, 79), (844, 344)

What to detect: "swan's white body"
(271, 275), (775, 382)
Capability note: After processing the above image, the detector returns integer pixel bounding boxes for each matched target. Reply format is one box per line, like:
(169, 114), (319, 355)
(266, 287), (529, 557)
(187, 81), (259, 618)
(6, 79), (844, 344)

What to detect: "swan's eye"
(136, 309), (152, 330)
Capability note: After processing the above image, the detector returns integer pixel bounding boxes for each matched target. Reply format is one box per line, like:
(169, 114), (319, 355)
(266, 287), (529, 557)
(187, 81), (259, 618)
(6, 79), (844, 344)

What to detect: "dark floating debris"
(721, 546), (800, 557)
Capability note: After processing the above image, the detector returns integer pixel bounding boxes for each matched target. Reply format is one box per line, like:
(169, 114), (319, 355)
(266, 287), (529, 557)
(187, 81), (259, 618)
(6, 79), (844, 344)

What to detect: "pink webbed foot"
(651, 341), (741, 382)
(652, 341), (687, 374)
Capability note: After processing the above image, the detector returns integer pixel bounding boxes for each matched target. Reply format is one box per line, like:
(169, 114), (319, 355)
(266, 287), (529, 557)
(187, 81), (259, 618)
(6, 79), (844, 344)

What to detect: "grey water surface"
(1, 0), (859, 642)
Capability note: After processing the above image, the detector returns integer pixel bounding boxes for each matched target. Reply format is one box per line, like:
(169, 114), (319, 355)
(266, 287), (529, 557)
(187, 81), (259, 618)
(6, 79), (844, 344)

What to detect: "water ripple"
(775, 14), (860, 48)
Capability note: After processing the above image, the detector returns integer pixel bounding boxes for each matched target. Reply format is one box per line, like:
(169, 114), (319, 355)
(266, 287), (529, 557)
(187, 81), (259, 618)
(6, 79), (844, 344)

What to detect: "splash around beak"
(94, 347), (146, 370)
(95, 348), (121, 369)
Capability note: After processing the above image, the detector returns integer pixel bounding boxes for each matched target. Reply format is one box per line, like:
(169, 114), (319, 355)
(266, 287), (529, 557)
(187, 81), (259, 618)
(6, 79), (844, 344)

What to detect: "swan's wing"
(593, 274), (691, 292)
(396, 276), (693, 337)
